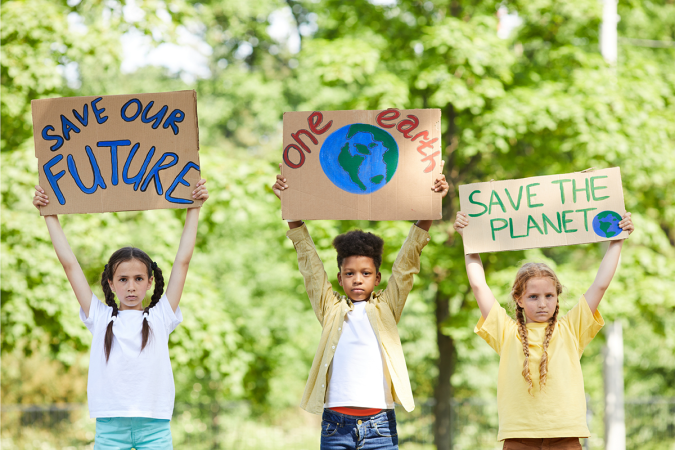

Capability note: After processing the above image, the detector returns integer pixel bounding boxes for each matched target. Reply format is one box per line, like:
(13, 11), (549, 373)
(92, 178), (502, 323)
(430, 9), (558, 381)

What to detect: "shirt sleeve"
(79, 293), (109, 334)
(152, 294), (183, 334)
(287, 223), (336, 325)
(560, 295), (605, 357)
(380, 224), (430, 323)
(474, 301), (513, 355)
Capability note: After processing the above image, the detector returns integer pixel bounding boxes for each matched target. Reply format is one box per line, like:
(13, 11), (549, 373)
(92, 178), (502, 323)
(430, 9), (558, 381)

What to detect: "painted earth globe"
(592, 210), (623, 238)
(319, 123), (399, 195)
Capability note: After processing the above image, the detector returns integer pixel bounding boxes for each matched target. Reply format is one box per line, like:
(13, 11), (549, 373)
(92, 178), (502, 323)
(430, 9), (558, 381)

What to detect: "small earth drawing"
(319, 123), (399, 195)
(592, 210), (623, 238)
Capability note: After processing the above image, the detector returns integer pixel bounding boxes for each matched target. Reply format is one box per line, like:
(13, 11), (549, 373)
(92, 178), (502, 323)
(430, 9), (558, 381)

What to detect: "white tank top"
(325, 301), (395, 409)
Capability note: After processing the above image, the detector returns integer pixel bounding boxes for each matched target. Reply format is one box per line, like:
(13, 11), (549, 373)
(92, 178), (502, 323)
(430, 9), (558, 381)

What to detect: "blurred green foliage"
(1, 1), (674, 448)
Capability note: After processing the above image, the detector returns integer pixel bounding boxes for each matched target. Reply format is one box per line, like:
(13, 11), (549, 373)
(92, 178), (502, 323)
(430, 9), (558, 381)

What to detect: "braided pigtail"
(515, 305), (534, 395)
(101, 264), (119, 363)
(538, 302), (560, 391)
(141, 262), (164, 352)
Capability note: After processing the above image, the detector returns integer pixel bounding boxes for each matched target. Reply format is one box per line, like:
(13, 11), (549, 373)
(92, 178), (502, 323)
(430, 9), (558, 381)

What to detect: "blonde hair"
(511, 263), (562, 395)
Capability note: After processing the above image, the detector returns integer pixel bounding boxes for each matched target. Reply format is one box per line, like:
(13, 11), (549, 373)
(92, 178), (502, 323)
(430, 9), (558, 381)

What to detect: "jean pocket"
(96, 417), (113, 423)
(373, 419), (397, 437)
(320, 420), (339, 437)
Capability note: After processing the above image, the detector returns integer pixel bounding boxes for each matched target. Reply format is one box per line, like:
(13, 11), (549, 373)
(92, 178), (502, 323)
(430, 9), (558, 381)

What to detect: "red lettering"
(421, 151), (441, 173)
(376, 109), (400, 128)
(283, 144), (305, 169)
(416, 138), (438, 155)
(396, 115), (419, 139)
(291, 129), (318, 153)
(308, 112), (333, 135)
(411, 131), (430, 141)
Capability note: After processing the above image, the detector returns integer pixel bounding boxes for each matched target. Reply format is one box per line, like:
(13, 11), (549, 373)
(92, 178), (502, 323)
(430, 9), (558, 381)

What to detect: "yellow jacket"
(287, 223), (430, 415)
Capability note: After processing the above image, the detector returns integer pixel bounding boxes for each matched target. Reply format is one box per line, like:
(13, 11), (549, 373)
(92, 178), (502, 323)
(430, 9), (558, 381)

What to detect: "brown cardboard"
(32, 90), (202, 215)
(281, 109), (443, 220)
(458, 168), (627, 254)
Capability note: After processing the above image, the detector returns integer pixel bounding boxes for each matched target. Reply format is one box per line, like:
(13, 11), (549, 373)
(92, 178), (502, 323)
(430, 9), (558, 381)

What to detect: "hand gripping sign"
(458, 168), (628, 254)
(281, 109), (442, 220)
(32, 90), (202, 215)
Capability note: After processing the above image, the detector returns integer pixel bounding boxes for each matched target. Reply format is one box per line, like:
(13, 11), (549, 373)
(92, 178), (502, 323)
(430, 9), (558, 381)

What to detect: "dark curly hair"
(332, 230), (384, 271)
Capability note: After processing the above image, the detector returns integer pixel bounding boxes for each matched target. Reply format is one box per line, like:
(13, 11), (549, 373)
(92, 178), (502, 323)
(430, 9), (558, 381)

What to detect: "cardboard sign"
(281, 109), (443, 220)
(458, 168), (627, 254)
(32, 91), (202, 215)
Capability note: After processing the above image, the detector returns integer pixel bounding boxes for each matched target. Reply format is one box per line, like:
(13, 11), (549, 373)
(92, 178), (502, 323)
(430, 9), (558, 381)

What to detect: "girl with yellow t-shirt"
(454, 211), (634, 450)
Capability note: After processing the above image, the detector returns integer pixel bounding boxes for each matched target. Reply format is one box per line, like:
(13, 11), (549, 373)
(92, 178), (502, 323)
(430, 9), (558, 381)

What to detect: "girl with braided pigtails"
(33, 180), (209, 450)
(454, 211), (634, 450)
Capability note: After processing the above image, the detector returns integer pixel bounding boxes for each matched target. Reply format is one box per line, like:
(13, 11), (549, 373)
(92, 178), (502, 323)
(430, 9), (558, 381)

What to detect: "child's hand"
(273, 163), (288, 200)
(432, 160), (449, 197)
(454, 211), (469, 237)
(33, 185), (49, 211)
(619, 212), (634, 235)
(192, 179), (209, 202)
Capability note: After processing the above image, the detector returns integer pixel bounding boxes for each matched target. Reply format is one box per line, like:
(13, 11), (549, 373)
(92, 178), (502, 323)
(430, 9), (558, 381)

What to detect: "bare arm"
(34, 186), (93, 316)
(455, 212), (496, 318)
(165, 179), (209, 312)
(584, 212), (634, 314)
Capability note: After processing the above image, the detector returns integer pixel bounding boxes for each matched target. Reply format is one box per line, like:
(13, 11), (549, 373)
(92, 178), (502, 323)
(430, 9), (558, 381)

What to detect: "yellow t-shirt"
(475, 295), (604, 441)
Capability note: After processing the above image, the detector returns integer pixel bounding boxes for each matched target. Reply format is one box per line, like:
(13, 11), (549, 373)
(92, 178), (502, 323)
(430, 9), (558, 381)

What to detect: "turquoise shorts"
(94, 417), (172, 450)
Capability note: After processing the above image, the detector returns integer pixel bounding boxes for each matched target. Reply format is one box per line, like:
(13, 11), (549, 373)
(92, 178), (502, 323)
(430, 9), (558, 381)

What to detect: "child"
(32, 180), (209, 450)
(273, 163), (448, 450)
(454, 211), (634, 450)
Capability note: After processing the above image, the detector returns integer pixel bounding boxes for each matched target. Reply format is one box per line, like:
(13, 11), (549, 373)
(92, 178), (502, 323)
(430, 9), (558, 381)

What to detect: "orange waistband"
(329, 407), (383, 417)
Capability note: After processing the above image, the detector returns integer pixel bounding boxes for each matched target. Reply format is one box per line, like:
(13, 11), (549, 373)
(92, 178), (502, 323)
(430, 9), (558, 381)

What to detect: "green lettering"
(551, 179), (571, 204)
(468, 190), (488, 217)
(505, 186), (524, 211)
(509, 218), (528, 238)
(590, 176), (610, 201)
(562, 210), (577, 233)
(542, 212), (562, 234)
(526, 183), (543, 208)
(575, 207), (597, 231)
(572, 178), (590, 203)
(526, 215), (544, 235)
(489, 190), (506, 215)
(490, 218), (508, 241)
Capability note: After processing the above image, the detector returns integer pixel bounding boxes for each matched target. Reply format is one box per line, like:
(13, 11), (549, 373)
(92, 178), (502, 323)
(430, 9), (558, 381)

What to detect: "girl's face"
(108, 259), (153, 311)
(517, 277), (558, 323)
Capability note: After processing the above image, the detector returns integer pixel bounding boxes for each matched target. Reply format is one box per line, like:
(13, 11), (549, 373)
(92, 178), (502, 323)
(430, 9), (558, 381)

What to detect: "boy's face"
(337, 255), (381, 302)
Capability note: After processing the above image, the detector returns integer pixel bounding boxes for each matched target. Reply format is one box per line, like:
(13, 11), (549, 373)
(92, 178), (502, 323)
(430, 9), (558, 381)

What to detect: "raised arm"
(584, 212), (634, 314)
(34, 186), (93, 316)
(165, 179), (209, 312)
(455, 212), (497, 318)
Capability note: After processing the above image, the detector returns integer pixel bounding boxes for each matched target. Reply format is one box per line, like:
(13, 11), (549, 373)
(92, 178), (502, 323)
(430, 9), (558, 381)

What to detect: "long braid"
(516, 305), (533, 395)
(141, 263), (165, 351)
(101, 264), (119, 363)
(539, 302), (560, 390)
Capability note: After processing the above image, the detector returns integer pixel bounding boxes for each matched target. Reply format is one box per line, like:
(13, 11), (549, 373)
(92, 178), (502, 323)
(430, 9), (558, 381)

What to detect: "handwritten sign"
(281, 109), (442, 220)
(32, 91), (201, 215)
(458, 168), (627, 254)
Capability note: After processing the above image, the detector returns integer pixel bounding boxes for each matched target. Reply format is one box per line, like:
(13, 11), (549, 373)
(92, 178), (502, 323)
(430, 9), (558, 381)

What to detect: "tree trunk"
(434, 290), (456, 450)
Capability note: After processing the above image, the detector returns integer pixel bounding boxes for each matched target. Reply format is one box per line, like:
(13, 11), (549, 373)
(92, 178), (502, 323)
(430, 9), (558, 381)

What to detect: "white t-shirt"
(80, 293), (182, 419)
(325, 301), (395, 409)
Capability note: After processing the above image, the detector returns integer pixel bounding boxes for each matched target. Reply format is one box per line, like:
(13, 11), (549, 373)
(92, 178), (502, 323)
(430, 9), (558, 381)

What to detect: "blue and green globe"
(319, 123), (399, 195)
(592, 210), (623, 238)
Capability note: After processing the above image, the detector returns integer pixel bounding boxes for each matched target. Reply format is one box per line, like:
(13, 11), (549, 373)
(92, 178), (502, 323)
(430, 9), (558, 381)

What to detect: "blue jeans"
(94, 417), (172, 450)
(320, 409), (398, 450)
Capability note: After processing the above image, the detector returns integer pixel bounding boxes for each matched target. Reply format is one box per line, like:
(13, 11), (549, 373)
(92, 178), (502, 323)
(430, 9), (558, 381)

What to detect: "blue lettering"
(165, 162), (200, 204)
(141, 101), (168, 129)
(121, 99), (142, 122)
(163, 109), (185, 135)
(141, 152), (178, 195)
(60, 115), (81, 140)
(72, 104), (89, 127)
(43, 155), (67, 205)
(67, 146), (107, 194)
(97, 140), (131, 186)
(91, 97), (108, 124)
(42, 125), (64, 151)
(123, 143), (155, 191)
